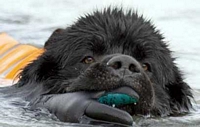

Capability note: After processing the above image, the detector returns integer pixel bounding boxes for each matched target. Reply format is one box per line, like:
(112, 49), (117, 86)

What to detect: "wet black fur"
(11, 8), (192, 116)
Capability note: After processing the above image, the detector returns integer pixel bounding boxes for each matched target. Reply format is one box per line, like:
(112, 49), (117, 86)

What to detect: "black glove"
(31, 91), (133, 126)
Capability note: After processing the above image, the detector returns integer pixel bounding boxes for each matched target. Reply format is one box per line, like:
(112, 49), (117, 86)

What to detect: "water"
(0, 0), (200, 126)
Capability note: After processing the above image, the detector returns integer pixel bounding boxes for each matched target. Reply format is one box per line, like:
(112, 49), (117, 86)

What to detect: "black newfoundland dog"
(6, 8), (193, 126)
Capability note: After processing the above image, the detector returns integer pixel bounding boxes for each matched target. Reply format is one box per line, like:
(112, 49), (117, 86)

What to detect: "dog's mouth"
(83, 86), (140, 125)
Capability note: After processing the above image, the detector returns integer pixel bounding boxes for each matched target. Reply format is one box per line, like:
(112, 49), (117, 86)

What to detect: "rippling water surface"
(0, 0), (200, 127)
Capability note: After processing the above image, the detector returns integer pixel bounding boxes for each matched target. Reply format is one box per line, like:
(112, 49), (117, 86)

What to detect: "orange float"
(0, 33), (44, 80)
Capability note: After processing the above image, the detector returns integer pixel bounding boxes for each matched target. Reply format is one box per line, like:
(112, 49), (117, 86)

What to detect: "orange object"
(0, 45), (39, 74)
(5, 49), (44, 79)
(0, 33), (44, 80)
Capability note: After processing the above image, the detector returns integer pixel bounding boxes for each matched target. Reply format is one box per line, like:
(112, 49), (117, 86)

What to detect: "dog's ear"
(166, 66), (193, 114)
(44, 28), (65, 48)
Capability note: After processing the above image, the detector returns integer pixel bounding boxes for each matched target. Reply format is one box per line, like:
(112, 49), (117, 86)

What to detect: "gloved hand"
(31, 91), (133, 126)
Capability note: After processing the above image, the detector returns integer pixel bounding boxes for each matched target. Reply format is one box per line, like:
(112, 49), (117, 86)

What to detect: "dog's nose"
(107, 55), (141, 75)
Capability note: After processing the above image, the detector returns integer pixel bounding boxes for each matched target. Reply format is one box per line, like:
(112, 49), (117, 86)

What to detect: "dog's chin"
(66, 80), (153, 115)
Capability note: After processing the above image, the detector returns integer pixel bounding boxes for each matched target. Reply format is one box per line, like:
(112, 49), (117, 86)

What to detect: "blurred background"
(0, 0), (200, 126)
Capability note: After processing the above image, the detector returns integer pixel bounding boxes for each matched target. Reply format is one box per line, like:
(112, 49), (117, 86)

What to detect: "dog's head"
(18, 8), (192, 116)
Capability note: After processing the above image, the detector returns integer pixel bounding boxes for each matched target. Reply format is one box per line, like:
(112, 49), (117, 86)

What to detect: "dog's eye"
(82, 56), (95, 64)
(142, 63), (151, 71)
